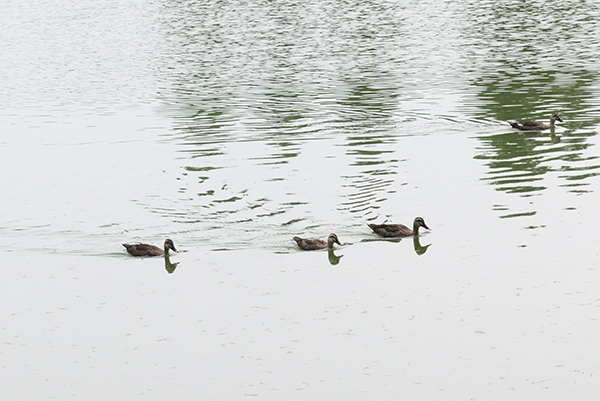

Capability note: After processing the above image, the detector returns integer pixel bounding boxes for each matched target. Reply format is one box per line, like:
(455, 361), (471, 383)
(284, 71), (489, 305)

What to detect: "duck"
(368, 217), (430, 238)
(509, 113), (564, 131)
(293, 233), (342, 250)
(123, 239), (179, 257)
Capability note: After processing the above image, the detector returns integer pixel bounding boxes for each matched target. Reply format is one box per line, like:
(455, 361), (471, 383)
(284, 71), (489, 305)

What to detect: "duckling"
(368, 217), (430, 238)
(123, 239), (178, 257)
(509, 113), (563, 131)
(293, 233), (342, 251)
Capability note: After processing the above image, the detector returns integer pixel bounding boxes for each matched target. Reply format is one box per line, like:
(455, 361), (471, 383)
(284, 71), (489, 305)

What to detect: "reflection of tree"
(475, 128), (599, 196)
(472, 68), (599, 123)
(336, 82), (401, 221)
(460, 1), (600, 199)
(158, 1), (407, 230)
(475, 131), (551, 195)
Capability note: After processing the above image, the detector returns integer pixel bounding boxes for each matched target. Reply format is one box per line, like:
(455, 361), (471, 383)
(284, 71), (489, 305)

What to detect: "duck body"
(368, 217), (430, 238)
(293, 233), (341, 251)
(123, 239), (178, 257)
(509, 113), (563, 131)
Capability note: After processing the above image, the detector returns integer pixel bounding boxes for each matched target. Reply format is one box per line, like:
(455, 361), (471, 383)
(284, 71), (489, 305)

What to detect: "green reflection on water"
(461, 0), (600, 213)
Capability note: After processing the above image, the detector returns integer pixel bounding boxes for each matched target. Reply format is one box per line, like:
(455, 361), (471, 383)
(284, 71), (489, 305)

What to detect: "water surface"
(1, 0), (600, 399)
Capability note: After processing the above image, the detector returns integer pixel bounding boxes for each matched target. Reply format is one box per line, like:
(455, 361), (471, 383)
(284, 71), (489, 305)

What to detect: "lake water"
(2, 0), (600, 399)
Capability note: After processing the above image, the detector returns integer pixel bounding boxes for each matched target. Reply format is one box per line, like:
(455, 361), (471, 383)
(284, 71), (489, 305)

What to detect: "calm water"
(2, 0), (600, 399)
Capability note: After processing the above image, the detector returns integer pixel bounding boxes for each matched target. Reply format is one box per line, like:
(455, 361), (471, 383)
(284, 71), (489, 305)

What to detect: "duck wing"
(123, 243), (163, 256)
(368, 223), (412, 238)
(519, 120), (542, 127)
(510, 121), (547, 131)
(293, 237), (327, 250)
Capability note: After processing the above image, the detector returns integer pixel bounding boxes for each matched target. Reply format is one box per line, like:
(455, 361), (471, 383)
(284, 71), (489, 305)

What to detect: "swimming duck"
(293, 233), (342, 250)
(123, 239), (179, 257)
(509, 113), (563, 131)
(368, 217), (430, 238)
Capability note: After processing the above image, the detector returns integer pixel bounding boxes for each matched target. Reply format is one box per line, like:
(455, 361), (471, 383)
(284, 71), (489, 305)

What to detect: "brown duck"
(123, 239), (179, 257)
(293, 233), (342, 250)
(368, 217), (430, 238)
(509, 113), (563, 131)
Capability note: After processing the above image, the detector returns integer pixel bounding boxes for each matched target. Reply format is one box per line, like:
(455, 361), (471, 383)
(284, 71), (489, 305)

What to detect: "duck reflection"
(327, 248), (343, 265)
(518, 127), (561, 143)
(164, 254), (179, 274)
(361, 234), (431, 255)
(413, 235), (431, 256)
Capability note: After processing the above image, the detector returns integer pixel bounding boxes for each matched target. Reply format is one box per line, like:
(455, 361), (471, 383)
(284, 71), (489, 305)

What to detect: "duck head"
(327, 233), (342, 247)
(164, 239), (179, 253)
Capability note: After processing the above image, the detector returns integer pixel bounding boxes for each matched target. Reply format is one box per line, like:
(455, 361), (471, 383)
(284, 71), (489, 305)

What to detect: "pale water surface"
(2, 0), (600, 399)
